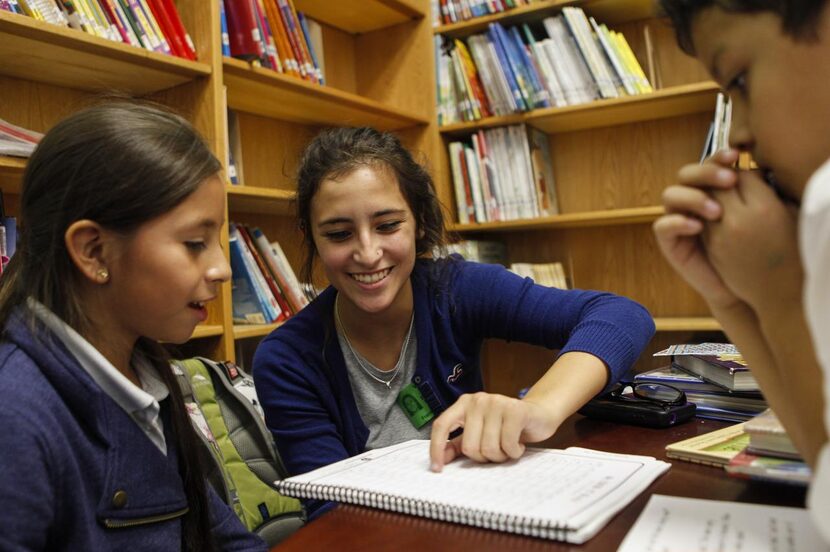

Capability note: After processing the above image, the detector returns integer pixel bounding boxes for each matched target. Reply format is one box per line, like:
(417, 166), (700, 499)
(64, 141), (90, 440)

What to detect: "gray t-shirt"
(335, 317), (432, 450)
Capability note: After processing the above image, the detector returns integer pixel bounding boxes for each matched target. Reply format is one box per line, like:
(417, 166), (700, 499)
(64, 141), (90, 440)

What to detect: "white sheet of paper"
(617, 494), (829, 552)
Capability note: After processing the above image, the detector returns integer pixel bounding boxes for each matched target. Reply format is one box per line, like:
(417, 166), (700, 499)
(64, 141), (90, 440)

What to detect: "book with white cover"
(276, 439), (669, 544)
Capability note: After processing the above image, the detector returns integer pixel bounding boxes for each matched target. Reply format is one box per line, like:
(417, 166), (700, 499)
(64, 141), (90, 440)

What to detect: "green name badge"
(396, 383), (435, 429)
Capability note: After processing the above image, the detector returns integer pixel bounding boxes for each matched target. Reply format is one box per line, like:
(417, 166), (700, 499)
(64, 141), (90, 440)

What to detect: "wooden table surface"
(272, 415), (807, 551)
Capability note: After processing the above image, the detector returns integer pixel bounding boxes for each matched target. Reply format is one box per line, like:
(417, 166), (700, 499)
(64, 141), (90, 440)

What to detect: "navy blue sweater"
(0, 310), (266, 551)
(253, 259), (654, 516)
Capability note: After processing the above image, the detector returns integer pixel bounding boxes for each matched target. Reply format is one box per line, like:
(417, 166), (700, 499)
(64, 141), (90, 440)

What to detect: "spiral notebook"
(276, 440), (670, 543)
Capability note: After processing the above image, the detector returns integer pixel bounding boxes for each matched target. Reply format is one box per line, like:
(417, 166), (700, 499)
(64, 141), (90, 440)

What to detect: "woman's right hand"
(653, 149), (741, 309)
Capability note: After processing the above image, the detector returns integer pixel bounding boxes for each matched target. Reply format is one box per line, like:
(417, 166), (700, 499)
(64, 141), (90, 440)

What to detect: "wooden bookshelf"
(1, 0), (720, 373)
(435, 0), (654, 36)
(450, 205), (663, 232)
(233, 323), (283, 340)
(295, 0), (424, 33)
(0, 10), (210, 94)
(439, 82), (719, 136)
(223, 58), (429, 131)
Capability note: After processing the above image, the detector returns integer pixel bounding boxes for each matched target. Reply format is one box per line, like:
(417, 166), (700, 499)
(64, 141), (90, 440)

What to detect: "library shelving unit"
(0, 0), (723, 385)
(0, 1), (437, 364)
(431, 0), (725, 395)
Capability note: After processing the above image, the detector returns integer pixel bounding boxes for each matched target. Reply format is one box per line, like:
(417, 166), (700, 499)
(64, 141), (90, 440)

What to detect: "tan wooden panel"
(320, 23), (358, 94)
(355, 18), (435, 115)
(551, 112), (712, 212)
(0, 10), (209, 94)
(501, 224), (710, 317)
(0, 156), (26, 196)
(294, 0), (424, 34)
(235, 113), (319, 190)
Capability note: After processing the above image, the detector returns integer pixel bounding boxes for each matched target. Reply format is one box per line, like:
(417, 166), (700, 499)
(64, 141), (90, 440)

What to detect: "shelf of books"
(233, 322), (283, 340)
(223, 57), (429, 130)
(0, 9), (210, 94)
(435, 0), (654, 36)
(450, 205), (663, 232)
(294, 0), (424, 33)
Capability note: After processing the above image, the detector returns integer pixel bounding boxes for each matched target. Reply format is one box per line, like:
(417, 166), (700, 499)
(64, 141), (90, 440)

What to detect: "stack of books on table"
(725, 409), (811, 486)
(665, 409), (810, 486)
(649, 343), (766, 422)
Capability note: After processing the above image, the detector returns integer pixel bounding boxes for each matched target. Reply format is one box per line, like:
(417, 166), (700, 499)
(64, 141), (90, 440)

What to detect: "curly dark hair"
(295, 127), (448, 287)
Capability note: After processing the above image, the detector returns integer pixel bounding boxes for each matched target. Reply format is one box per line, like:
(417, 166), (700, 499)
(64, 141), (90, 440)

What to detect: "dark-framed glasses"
(608, 382), (686, 408)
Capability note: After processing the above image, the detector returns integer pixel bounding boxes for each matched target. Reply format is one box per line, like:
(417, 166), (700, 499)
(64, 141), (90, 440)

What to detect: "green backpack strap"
(176, 359), (302, 531)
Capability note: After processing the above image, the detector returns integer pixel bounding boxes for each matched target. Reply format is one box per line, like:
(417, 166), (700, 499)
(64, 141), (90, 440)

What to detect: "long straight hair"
(0, 101), (221, 551)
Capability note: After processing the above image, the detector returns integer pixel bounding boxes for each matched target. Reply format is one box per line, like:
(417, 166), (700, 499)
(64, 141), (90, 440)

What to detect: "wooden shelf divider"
(223, 58), (429, 131)
(450, 206), (664, 233)
(226, 185), (295, 215)
(190, 324), (225, 339)
(440, 82), (719, 137)
(233, 323), (282, 340)
(294, 0), (424, 34)
(653, 317), (722, 332)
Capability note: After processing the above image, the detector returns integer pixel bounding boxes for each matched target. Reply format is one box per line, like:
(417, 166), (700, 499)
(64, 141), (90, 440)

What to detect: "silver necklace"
(335, 295), (414, 389)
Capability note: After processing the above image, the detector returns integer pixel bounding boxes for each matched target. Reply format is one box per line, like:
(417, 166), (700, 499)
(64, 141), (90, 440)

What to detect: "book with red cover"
(263, 0), (298, 77)
(146, 0), (185, 57)
(224, 0), (263, 60)
(159, 0), (197, 59)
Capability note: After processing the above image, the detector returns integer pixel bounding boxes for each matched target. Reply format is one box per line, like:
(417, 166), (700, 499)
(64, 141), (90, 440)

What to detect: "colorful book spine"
(296, 11), (323, 84)
(486, 23), (526, 111)
(229, 234), (269, 324)
(219, 0), (231, 56)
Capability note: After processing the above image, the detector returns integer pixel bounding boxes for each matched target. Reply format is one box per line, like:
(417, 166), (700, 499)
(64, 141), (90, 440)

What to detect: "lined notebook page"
(278, 440), (670, 543)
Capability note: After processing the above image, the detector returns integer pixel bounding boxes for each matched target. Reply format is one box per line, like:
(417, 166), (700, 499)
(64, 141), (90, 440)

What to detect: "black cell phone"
(578, 396), (696, 428)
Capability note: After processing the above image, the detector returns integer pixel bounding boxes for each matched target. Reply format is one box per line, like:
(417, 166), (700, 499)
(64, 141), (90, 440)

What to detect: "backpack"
(172, 357), (305, 546)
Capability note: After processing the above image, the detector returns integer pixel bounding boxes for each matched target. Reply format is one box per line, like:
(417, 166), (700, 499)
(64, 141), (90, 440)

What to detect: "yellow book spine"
(614, 31), (653, 94)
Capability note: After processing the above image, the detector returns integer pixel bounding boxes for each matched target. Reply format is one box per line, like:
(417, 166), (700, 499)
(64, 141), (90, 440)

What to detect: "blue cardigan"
(0, 311), (266, 552)
(254, 259), (654, 499)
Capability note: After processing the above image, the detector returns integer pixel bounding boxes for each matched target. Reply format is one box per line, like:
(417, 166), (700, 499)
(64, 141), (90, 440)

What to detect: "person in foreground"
(0, 102), (267, 551)
(653, 0), (830, 541)
(253, 127), (655, 517)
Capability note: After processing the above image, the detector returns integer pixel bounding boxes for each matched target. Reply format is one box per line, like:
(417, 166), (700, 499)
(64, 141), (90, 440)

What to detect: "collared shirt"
(28, 299), (169, 455)
(800, 157), (830, 544)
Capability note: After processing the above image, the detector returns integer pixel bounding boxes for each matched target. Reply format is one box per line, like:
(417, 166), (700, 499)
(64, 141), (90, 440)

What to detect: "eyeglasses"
(607, 382), (687, 408)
